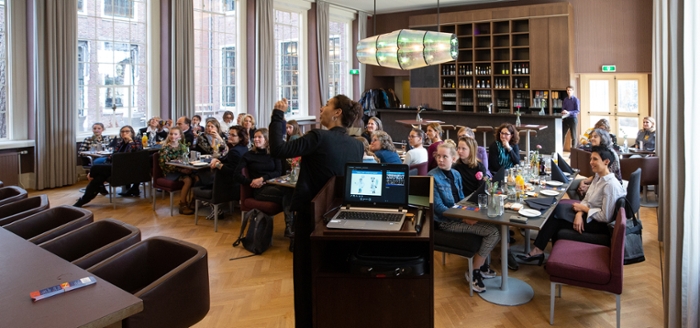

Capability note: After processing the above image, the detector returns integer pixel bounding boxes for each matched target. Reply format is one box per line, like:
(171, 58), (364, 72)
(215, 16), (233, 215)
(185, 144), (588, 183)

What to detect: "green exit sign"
(602, 65), (616, 72)
(349, 69), (359, 75)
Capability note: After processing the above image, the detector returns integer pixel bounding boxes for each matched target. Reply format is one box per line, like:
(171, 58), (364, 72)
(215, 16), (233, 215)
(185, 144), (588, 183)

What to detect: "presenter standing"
(561, 85), (580, 149)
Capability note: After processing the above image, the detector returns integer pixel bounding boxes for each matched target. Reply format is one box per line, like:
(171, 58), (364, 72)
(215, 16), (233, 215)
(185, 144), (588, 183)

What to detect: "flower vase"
(289, 165), (299, 183)
(487, 194), (501, 217)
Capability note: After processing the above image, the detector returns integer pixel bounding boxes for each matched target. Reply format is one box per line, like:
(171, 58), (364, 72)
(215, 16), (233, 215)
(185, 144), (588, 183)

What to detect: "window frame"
(0, 0), (9, 140)
(328, 7), (354, 101)
(101, 0), (137, 21)
(221, 44), (236, 109)
(273, 0), (310, 118)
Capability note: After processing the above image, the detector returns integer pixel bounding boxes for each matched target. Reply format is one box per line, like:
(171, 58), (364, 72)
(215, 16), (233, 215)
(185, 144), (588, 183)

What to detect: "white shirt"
(581, 172), (627, 223)
(404, 147), (428, 166)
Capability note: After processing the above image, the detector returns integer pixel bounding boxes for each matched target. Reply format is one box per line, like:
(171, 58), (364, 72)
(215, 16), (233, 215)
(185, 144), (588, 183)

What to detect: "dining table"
(444, 178), (570, 306)
(0, 227), (143, 328)
(266, 174), (297, 188)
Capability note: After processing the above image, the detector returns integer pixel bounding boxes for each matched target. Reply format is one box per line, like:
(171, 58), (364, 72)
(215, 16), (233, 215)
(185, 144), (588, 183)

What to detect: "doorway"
(580, 74), (649, 146)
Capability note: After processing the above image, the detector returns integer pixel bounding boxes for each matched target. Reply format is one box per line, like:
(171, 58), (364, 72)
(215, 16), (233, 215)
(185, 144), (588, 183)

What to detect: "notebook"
(326, 163), (409, 231)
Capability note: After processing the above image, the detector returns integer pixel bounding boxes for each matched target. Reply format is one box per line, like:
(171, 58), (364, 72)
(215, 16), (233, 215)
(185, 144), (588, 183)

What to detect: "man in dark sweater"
(176, 116), (195, 146)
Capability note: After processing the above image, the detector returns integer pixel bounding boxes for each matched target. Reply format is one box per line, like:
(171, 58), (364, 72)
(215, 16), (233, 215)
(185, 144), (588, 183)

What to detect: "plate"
(525, 191), (537, 197)
(190, 161), (209, 167)
(97, 151), (112, 155)
(546, 180), (564, 187)
(518, 209), (542, 217)
(540, 190), (559, 196)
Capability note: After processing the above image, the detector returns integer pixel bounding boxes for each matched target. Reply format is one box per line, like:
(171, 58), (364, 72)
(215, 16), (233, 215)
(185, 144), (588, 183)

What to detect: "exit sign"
(349, 69), (359, 75)
(602, 65), (616, 72)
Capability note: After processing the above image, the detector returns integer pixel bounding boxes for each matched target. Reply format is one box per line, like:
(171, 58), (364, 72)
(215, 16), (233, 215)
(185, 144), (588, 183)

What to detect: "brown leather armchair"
(0, 186), (28, 206)
(3, 205), (94, 244)
(87, 236), (210, 328)
(0, 194), (50, 226)
(569, 148), (593, 177)
(620, 156), (659, 206)
(39, 218), (141, 269)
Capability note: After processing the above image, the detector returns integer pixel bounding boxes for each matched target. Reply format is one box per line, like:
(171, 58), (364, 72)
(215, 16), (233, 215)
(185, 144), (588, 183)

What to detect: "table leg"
(524, 229), (531, 255)
(482, 132), (488, 148)
(478, 225), (534, 305)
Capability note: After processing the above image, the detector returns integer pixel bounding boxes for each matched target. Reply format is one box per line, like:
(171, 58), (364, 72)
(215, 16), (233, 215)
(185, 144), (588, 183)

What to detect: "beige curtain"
(255, 0), (275, 127)
(654, 0), (700, 326)
(172, 0), (194, 119)
(34, 0), (77, 190)
(316, 1), (329, 104)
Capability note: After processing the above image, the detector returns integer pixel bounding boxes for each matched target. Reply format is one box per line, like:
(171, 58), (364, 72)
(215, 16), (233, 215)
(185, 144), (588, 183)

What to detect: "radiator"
(0, 152), (19, 186)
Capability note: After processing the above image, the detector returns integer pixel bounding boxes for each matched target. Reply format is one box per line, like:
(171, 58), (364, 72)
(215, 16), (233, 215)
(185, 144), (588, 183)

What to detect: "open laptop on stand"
(326, 163), (410, 231)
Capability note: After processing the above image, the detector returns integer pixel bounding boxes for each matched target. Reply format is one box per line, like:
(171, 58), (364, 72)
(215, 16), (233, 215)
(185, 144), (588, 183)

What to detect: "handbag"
(609, 199), (646, 265)
(233, 209), (274, 255)
(349, 243), (426, 277)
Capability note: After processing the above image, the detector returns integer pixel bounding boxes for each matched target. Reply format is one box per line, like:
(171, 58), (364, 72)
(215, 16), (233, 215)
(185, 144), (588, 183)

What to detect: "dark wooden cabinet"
(310, 176), (434, 328)
(409, 3), (574, 115)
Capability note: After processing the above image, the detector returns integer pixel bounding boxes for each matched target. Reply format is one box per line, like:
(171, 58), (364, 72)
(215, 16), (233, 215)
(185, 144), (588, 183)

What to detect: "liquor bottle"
(514, 78), (518, 88)
(486, 80), (491, 88)
(524, 82), (529, 89)
(524, 63), (529, 74)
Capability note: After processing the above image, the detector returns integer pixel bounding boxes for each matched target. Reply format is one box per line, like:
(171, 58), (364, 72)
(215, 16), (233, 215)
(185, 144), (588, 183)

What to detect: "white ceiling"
(324, 0), (516, 15)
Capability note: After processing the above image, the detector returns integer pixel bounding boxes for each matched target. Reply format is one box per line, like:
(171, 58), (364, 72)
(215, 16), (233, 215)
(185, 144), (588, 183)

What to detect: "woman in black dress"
(268, 95), (364, 328)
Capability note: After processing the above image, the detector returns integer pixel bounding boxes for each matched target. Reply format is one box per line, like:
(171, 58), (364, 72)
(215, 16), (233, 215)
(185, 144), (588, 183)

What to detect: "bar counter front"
(377, 109), (563, 155)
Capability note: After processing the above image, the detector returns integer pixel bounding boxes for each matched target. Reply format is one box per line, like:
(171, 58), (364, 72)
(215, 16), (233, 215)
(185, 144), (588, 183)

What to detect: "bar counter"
(377, 109), (563, 154)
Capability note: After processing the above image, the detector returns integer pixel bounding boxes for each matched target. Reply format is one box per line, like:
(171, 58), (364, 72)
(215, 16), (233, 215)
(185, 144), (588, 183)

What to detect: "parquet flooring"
(31, 176), (663, 328)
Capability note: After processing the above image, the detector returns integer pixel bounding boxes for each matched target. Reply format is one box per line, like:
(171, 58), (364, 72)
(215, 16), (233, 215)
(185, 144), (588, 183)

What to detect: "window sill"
(0, 140), (35, 150)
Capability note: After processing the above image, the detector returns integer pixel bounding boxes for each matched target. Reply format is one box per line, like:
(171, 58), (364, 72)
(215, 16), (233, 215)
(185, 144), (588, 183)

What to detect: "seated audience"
(488, 123), (520, 176)
(73, 126), (142, 207)
(635, 116), (656, 151)
(80, 122), (115, 165)
(286, 120), (303, 141)
(195, 119), (228, 156)
(457, 126), (490, 176)
(242, 114), (256, 147)
(234, 128), (293, 235)
(191, 114), (203, 135)
(403, 128), (428, 166)
(354, 136), (379, 163)
(426, 123), (444, 171)
(137, 117), (168, 145)
(370, 131), (402, 164)
(361, 117), (383, 144)
(519, 146), (626, 264)
(428, 140), (500, 293)
(453, 137), (488, 196)
(568, 129), (622, 200)
(158, 127), (195, 215)
(175, 116), (195, 146)
(203, 125), (249, 219)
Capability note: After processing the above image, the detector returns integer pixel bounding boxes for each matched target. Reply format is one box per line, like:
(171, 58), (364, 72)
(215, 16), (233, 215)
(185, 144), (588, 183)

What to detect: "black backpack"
(232, 209), (274, 255)
(609, 198), (646, 265)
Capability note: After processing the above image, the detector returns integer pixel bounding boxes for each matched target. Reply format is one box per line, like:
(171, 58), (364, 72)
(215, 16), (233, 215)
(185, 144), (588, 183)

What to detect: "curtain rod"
(302, 0), (373, 15)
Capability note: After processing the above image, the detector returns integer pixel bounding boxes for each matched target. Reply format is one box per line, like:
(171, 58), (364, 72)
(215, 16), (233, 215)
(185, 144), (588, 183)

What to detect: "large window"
(0, 0), (6, 139)
(77, 0), (148, 135)
(274, 1), (308, 117)
(328, 19), (351, 100)
(194, 0), (239, 122)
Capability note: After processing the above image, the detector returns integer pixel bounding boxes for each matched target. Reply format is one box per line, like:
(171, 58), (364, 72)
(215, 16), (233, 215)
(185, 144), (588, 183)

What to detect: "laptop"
(326, 163), (410, 231)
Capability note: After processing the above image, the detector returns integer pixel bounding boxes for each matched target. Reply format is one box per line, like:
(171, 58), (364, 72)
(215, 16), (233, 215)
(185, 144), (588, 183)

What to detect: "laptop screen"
(344, 163), (409, 208)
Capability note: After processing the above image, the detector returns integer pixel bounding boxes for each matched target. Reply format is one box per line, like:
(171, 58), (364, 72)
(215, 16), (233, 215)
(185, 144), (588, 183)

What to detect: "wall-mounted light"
(356, 29), (457, 70)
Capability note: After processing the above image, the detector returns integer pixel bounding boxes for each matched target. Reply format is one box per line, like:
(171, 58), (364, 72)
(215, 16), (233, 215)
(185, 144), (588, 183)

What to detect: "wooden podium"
(310, 176), (434, 328)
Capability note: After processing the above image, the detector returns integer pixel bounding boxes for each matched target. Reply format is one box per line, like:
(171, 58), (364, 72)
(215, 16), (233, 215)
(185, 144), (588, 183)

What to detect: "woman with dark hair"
(403, 128), (428, 166)
(286, 120), (303, 141)
(453, 136), (488, 196)
(195, 119), (228, 156)
(220, 110), (235, 131)
(568, 128), (622, 200)
(519, 146), (626, 264)
(268, 95), (364, 327)
(158, 127), (195, 214)
(191, 114), (203, 135)
(369, 131), (402, 164)
(426, 122), (444, 171)
(361, 116), (383, 144)
(488, 123), (520, 175)
(73, 125), (143, 207)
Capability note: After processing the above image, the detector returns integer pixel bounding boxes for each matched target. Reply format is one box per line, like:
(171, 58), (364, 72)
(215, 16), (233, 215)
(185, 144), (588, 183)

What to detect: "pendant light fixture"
(356, 0), (457, 70)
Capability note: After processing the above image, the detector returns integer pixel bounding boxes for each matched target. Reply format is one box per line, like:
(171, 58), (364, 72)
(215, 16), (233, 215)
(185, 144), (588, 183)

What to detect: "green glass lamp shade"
(356, 29), (457, 70)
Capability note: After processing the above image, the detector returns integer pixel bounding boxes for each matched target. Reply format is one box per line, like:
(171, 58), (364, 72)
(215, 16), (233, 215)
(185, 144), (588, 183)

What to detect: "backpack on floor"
(609, 199), (646, 265)
(233, 209), (273, 255)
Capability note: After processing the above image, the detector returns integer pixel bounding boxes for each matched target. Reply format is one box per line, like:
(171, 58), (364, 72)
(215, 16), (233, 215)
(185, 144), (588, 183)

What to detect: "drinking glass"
(401, 140), (407, 153)
(539, 176), (547, 187)
(478, 194), (488, 209)
(551, 152), (558, 165)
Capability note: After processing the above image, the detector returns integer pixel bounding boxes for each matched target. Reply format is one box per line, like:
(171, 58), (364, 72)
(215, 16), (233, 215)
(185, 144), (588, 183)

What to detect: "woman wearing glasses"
(403, 128), (428, 166)
(488, 123), (520, 176)
(73, 126), (143, 207)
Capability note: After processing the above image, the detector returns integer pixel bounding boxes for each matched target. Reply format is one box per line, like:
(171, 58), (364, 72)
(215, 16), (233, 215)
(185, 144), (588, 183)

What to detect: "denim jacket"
(428, 167), (464, 223)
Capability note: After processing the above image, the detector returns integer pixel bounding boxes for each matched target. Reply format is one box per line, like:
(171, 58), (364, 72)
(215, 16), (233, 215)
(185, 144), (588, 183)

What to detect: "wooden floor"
(32, 178), (663, 328)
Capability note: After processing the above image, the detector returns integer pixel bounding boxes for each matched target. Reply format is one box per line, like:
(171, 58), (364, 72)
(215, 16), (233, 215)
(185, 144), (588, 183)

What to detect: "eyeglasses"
(408, 135), (420, 139)
(500, 132), (512, 136)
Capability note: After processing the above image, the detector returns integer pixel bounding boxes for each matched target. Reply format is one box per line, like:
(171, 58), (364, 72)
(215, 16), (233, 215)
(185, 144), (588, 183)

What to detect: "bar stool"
(519, 129), (538, 156)
(475, 126), (494, 147)
(441, 125), (456, 141)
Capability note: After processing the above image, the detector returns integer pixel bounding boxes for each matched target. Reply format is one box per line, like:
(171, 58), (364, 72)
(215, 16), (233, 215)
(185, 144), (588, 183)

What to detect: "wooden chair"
(474, 126), (494, 147)
(546, 198), (627, 327)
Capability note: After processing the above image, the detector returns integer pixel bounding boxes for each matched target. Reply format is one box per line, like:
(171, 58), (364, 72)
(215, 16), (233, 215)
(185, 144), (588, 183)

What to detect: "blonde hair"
(427, 123), (443, 139)
(436, 139), (457, 158)
(643, 116), (656, 132)
(243, 114), (256, 128)
(355, 136), (379, 163)
(457, 137), (479, 168)
(457, 126), (475, 139)
(164, 127), (183, 145)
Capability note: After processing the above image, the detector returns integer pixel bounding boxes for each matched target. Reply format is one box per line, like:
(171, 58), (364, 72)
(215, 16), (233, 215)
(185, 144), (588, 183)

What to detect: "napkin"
(557, 153), (574, 174)
(492, 166), (506, 184)
(524, 197), (556, 211)
(466, 181), (486, 203)
(550, 159), (569, 183)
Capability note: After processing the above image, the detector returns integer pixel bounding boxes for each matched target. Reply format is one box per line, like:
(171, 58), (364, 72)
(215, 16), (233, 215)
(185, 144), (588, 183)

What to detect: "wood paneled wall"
(365, 0), (652, 91)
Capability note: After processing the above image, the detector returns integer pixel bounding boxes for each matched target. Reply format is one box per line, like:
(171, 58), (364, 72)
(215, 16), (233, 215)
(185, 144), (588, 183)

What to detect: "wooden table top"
(166, 161), (212, 170)
(266, 174), (296, 188)
(0, 228), (143, 328)
(395, 119), (445, 127)
(444, 180), (570, 230)
(518, 124), (548, 131)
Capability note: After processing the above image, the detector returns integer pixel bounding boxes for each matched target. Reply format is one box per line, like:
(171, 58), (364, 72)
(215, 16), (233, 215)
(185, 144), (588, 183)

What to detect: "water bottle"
(623, 139), (628, 153)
